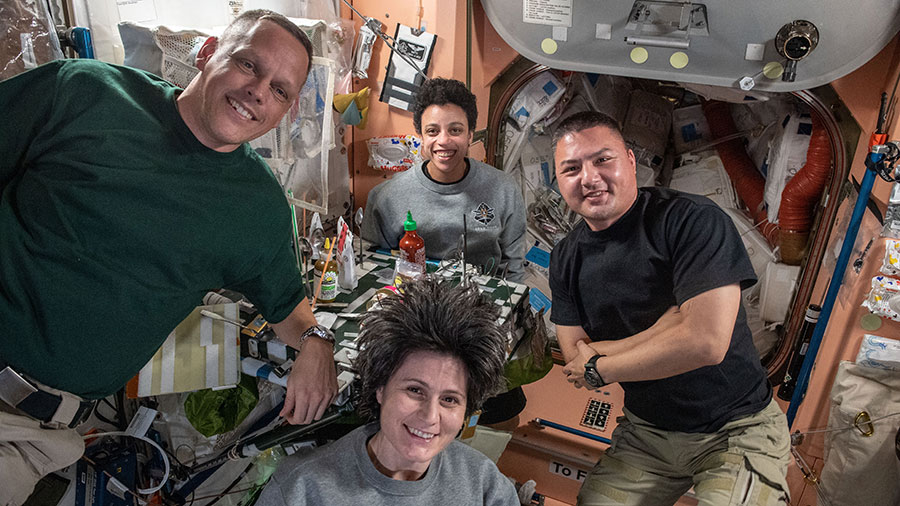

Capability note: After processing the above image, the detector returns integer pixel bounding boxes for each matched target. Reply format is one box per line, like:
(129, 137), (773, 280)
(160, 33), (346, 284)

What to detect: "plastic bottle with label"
(314, 251), (325, 288)
(398, 210), (426, 270)
(316, 238), (339, 303)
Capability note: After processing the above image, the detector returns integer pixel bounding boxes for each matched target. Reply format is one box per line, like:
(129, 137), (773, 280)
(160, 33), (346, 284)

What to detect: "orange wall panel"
(345, 0), (516, 216)
(831, 33), (900, 205)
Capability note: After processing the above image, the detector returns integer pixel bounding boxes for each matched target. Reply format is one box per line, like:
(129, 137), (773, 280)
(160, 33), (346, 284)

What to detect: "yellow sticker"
(630, 47), (649, 64)
(541, 38), (558, 55)
(763, 62), (784, 79)
(669, 52), (689, 69)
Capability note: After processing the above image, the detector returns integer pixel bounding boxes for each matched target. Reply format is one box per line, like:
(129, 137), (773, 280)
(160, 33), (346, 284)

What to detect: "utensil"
(354, 207), (364, 265)
(200, 309), (249, 329)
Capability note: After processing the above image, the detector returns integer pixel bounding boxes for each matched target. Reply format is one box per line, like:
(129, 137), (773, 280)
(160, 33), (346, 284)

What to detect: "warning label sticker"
(523, 0), (573, 27)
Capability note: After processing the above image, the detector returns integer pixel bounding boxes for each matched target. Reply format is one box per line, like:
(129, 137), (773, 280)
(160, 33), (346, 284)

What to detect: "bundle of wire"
(84, 431), (170, 497)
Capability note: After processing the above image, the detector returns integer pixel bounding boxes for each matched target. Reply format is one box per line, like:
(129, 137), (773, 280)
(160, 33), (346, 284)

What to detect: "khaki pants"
(0, 382), (86, 506)
(577, 399), (790, 506)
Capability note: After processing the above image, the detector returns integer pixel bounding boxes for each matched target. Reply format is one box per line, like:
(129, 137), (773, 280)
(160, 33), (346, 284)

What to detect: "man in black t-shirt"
(549, 111), (790, 505)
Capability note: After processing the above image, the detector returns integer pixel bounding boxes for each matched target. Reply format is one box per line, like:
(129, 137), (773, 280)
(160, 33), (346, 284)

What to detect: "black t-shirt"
(550, 187), (771, 433)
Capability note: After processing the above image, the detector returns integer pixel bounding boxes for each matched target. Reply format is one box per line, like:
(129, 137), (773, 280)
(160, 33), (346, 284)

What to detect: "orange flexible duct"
(701, 101), (832, 264)
(776, 115), (832, 264)
(777, 115), (832, 231)
(701, 100), (779, 245)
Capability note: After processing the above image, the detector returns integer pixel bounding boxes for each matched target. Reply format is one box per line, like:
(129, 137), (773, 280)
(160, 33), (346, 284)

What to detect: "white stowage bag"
(856, 334), (900, 372)
(763, 109), (813, 223)
(503, 72), (566, 171)
(668, 154), (740, 210)
(818, 361), (900, 506)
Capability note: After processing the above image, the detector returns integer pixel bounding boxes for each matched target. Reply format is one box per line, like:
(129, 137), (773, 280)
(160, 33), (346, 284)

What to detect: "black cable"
(155, 443), (191, 482)
(885, 66), (900, 133)
(203, 462), (255, 506)
(338, 0), (428, 81)
(100, 398), (119, 418)
(92, 397), (123, 427)
(92, 409), (119, 427)
(93, 391), (128, 431)
(115, 388), (128, 430)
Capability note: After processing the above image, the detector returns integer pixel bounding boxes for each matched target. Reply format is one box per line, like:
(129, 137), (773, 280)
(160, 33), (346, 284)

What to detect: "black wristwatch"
(298, 324), (335, 348)
(583, 354), (607, 389)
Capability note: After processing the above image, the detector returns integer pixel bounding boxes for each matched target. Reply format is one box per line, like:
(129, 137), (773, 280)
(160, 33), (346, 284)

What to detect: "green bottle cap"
(404, 210), (417, 231)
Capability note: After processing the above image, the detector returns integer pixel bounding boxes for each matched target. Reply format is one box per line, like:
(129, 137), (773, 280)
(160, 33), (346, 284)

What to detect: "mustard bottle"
(317, 238), (339, 303)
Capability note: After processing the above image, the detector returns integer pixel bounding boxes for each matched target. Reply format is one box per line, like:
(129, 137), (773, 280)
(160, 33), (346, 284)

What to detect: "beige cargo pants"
(577, 399), (791, 506)
(0, 390), (85, 506)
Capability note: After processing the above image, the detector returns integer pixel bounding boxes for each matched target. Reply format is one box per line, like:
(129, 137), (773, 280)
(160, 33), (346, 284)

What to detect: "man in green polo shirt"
(0, 10), (337, 503)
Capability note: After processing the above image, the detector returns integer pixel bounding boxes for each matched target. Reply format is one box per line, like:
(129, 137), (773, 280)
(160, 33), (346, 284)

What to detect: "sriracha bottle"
(398, 210), (425, 270)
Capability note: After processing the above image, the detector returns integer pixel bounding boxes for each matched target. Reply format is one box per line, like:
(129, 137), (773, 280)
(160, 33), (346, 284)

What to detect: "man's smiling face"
(554, 125), (638, 231)
(178, 19), (309, 152)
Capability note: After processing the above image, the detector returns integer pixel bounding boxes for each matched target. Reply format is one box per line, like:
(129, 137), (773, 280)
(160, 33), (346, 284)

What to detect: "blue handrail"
(533, 417), (612, 445)
(59, 27), (95, 59)
(786, 151), (884, 426)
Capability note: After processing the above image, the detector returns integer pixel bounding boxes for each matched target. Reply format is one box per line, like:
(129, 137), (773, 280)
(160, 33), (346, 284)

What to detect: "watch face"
(304, 325), (335, 343)
(584, 367), (603, 388)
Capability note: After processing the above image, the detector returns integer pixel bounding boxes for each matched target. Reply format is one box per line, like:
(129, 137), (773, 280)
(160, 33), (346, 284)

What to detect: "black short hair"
(219, 9), (313, 75)
(552, 110), (625, 149)
(412, 78), (478, 134)
(354, 277), (507, 418)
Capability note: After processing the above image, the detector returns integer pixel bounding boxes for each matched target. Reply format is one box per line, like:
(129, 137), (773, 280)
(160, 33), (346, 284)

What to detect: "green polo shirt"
(0, 60), (304, 398)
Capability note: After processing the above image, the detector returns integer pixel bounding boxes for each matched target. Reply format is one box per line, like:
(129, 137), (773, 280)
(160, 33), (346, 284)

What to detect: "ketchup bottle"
(399, 210), (425, 270)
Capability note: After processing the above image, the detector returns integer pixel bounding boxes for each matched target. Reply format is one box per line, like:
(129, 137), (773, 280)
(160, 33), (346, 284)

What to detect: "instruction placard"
(548, 460), (588, 482)
(523, 0), (573, 27)
(117, 0), (157, 22)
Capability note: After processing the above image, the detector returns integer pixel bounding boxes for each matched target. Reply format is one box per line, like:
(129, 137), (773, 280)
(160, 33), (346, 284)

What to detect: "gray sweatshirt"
(362, 159), (526, 282)
(255, 422), (519, 506)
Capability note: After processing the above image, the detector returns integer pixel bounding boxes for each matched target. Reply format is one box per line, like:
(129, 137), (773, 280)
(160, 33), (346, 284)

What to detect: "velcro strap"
(582, 479), (630, 504)
(598, 454), (645, 481)
(381, 77), (418, 104)
(384, 75), (420, 93)
(16, 390), (61, 423)
(6, 375), (93, 428)
(53, 395), (83, 427)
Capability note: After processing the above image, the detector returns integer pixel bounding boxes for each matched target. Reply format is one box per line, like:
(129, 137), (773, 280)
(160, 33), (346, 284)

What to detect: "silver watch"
(298, 324), (335, 347)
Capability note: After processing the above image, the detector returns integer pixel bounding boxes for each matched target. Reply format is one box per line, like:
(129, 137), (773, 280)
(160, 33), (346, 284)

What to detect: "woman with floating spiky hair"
(256, 277), (518, 506)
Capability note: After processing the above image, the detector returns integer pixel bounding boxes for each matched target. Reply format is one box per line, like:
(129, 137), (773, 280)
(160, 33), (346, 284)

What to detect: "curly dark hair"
(551, 110), (625, 149)
(219, 9), (313, 75)
(412, 78), (478, 134)
(353, 277), (507, 418)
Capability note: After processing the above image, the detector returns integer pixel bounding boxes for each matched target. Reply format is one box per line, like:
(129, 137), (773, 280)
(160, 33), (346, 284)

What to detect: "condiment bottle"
(398, 210), (425, 270)
(317, 238), (339, 303)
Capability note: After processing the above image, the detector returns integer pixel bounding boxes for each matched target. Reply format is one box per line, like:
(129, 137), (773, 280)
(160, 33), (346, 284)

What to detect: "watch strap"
(299, 324), (335, 348)
(584, 353), (607, 388)
(586, 353), (606, 367)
